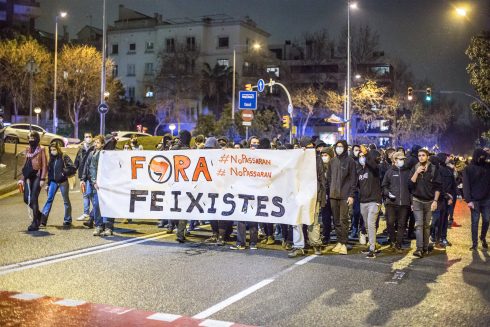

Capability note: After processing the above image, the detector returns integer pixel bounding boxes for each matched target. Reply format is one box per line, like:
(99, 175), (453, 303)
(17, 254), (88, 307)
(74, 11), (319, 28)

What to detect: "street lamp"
(53, 11), (67, 134)
(231, 42), (261, 123)
(346, 0), (358, 145)
(100, 0), (107, 135)
(34, 107), (42, 126)
(25, 58), (38, 131)
(169, 124), (176, 136)
(455, 7), (467, 17)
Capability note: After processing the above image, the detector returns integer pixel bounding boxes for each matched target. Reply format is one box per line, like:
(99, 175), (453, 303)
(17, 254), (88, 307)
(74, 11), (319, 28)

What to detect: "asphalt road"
(0, 189), (488, 326)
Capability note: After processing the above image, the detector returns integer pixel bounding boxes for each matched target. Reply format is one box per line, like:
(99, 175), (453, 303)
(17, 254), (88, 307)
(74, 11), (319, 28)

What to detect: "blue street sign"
(257, 79), (265, 93)
(98, 103), (109, 114)
(239, 91), (257, 110)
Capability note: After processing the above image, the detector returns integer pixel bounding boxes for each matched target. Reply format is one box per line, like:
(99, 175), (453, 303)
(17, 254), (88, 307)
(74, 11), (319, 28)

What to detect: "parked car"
(111, 131), (151, 142)
(3, 124), (68, 147)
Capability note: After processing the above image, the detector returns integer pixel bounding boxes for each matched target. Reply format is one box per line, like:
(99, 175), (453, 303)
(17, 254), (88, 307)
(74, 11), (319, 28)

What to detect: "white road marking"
(53, 299), (87, 307)
(10, 293), (44, 300)
(147, 313), (182, 322)
(295, 254), (317, 265)
(199, 319), (234, 327)
(0, 231), (169, 276)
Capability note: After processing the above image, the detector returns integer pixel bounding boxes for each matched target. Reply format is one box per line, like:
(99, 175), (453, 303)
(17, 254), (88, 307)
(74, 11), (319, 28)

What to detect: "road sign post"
(238, 91), (257, 110)
(257, 79), (265, 93)
(98, 103), (109, 114)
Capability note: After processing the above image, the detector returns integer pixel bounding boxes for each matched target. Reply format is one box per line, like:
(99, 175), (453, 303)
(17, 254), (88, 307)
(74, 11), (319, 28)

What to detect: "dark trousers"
(386, 205), (409, 247)
(237, 221), (258, 246)
(331, 198), (350, 244)
(264, 223), (274, 237)
(321, 200), (333, 242)
(281, 224), (292, 243)
(350, 191), (365, 234)
(470, 200), (490, 247)
(23, 175), (42, 227)
(431, 200), (448, 242)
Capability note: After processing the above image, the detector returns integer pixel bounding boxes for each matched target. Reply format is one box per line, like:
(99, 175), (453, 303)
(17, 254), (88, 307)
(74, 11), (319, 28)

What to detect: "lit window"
(217, 59), (229, 67)
(145, 41), (154, 51)
(267, 67), (280, 77)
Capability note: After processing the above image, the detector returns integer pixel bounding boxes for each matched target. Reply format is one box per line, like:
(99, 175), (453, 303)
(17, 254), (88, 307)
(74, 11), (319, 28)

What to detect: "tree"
(154, 42), (200, 130)
(466, 31), (490, 122)
(201, 63), (232, 117)
(291, 86), (324, 136)
(0, 37), (51, 122)
(57, 44), (113, 138)
(337, 24), (382, 65)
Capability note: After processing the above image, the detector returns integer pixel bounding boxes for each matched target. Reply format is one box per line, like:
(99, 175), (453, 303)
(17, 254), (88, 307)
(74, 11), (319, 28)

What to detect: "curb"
(0, 181), (17, 197)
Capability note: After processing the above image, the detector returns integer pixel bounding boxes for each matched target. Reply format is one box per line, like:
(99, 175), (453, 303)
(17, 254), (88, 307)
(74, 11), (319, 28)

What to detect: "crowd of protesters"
(17, 129), (490, 259)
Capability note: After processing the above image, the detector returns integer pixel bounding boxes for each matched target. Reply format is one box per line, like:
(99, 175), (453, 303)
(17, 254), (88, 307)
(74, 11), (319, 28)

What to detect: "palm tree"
(200, 63), (232, 117)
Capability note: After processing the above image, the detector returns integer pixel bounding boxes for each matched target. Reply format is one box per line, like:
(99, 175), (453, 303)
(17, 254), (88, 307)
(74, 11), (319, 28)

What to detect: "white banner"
(98, 149), (317, 225)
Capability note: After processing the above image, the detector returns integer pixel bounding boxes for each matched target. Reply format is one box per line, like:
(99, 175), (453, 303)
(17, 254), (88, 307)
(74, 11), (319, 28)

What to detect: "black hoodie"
(463, 148), (490, 203)
(435, 153), (457, 202)
(382, 164), (411, 206)
(327, 140), (357, 200)
(357, 150), (382, 203)
(409, 160), (443, 202)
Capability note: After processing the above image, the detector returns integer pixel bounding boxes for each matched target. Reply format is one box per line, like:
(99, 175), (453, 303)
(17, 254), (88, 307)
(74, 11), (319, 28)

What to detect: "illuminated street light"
(169, 123), (176, 136)
(355, 74), (361, 79)
(455, 8), (467, 17)
(34, 107), (42, 126)
(53, 11), (67, 134)
(350, 2), (358, 9)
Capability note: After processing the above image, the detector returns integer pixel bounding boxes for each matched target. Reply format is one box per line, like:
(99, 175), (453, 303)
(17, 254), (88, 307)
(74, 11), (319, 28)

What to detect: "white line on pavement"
(193, 255), (318, 320)
(0, 231), (170, 276)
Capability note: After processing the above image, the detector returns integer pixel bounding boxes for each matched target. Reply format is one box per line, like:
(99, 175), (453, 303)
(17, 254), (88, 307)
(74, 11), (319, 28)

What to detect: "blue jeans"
(470, 200), (490, 247)
(42, 180), (72, 223)
(82, 180), (91, 216)
(431, 200), (448, 243)
(87, 182), (103, 227)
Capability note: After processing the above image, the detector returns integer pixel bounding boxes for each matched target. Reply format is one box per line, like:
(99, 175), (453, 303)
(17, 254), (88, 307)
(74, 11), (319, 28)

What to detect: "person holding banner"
(327, 140), (357, 255)
(81, 135), (106, 236)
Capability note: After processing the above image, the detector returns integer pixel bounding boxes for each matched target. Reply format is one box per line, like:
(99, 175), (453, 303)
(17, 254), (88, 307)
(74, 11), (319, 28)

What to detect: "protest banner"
(97, 149), (318, 225)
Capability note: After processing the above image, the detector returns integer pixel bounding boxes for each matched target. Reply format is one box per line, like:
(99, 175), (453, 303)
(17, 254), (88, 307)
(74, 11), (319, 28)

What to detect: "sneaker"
(27, 223), (39, 232)
(230, 244), (246, 250)
(284, 243), (293, 251)
(40, 214), (48, 227)
(338, 244), (348, 255)
(204, 235), (218, 243)
(413, 250), (423, 258)
(83, 221), (94, 229)
(288, 248), (305, 258)
(481, 238), (488, 249)
(102, 228), (113, 237)
(451, 221), (462, 228)
(313, 246), (321, 255)
(266, 236), (275, 245)
(442, 239), (452, 247)
(359, 233), (367, 245)
(216, 238), (225, 246)
(63, 221), (72, 227)
(250, 244), (258, 250)
(331, 242), (342, 253)
(177, 237), (186, 243)
(260, 238), (268, 245)
(366, 251), (376, 259)
(434, 243), (446, 250)
(157, 220), (165, 228)
(76, 214), (89, 221)
(166, 229), (174, 234)
(93, 227), (103, 236)
(469, 245), (477, 251)
(395, 246), (404, 254)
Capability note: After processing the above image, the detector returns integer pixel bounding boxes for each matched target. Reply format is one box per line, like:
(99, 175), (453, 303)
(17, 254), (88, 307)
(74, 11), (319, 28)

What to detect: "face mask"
(322, 156), (330, 163)
(29, 140), (38, 147)
(353, 150), (360, 157)
(85, 137), (92, 143)
(396, 159), (404, 168)
(335, 146), (344, 156)
(250, 144), (258, 149)
(50, 150), (58, 156)
(359, 157), (366, 166)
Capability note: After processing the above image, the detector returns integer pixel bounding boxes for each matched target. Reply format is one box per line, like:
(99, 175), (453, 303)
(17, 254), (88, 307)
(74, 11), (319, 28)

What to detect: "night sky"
(37, 0), (490, 96)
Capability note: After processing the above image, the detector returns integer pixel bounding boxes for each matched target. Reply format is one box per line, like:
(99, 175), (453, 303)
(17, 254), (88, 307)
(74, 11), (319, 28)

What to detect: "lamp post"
(346, 1), (357, 144)
(53, 11), (67, 134)
(100, 0), (107, 135)
(231, 43), (261, 123)
(34, 107), (42, 126)
(169, 124), (176, 137)
(26, 58), (38, 131)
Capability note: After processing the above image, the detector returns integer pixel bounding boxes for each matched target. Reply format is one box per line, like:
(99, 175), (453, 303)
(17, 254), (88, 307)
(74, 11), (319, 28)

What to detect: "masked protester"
(463, 148), (490, 250)
(18, 131), (47, 231)
(357, 149), (383, 258)
(382, 151), (411, 253)
(349, 144), (365, 241)
(320, 147), (334, 247)
(130, 135), (143, 150)
(326, 140), (357, 255)
(0, 114), (5, 166)
(75, 132), (94, 225)
(40, 142), (76, 227)
(409, 149), (443, 258)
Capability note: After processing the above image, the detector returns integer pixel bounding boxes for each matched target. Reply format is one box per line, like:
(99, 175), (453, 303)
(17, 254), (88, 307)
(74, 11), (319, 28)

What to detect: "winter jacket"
(48, 154), (76, 184)
(74, 144), (93, 179)
(463, 148), (490, 203)
(327, 140), (357, 200)
(21, 146), (47, 180)
(82, 149), (101, 184)
(409, 162), (443, 202)
(382, 165), (411, 206)
(357, 150), (382, 203)
(316, 153), (327, 207)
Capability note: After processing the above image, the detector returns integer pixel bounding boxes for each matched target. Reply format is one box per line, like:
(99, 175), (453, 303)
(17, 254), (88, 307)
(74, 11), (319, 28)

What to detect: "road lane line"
(193, 255), (318, 320)
(0, 231), (170, 276)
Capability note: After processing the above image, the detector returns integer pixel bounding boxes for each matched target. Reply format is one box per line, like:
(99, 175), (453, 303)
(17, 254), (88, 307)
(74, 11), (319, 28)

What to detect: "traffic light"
(407, 87), (413, 101)
(426, 87), (432, 102)
(245, 84), (252, 91)
(282, 115), (290, 129)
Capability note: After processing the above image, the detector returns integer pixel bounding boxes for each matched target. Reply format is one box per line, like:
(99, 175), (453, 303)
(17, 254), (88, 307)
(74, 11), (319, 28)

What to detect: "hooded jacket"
(382, 164), (411, 206)
(463, 148), (490, 203)
(172, 130), (191, 150)
(74, 143), (93, 179)
(357, 150), (382, 203)
(48, 153), (76, 183)
(204, 137), (219, 149)
(409, 161), (443, 202)
(406, 145), (422, 170)
(327, 140), (357, 200)
(435, 153), (457, 201)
